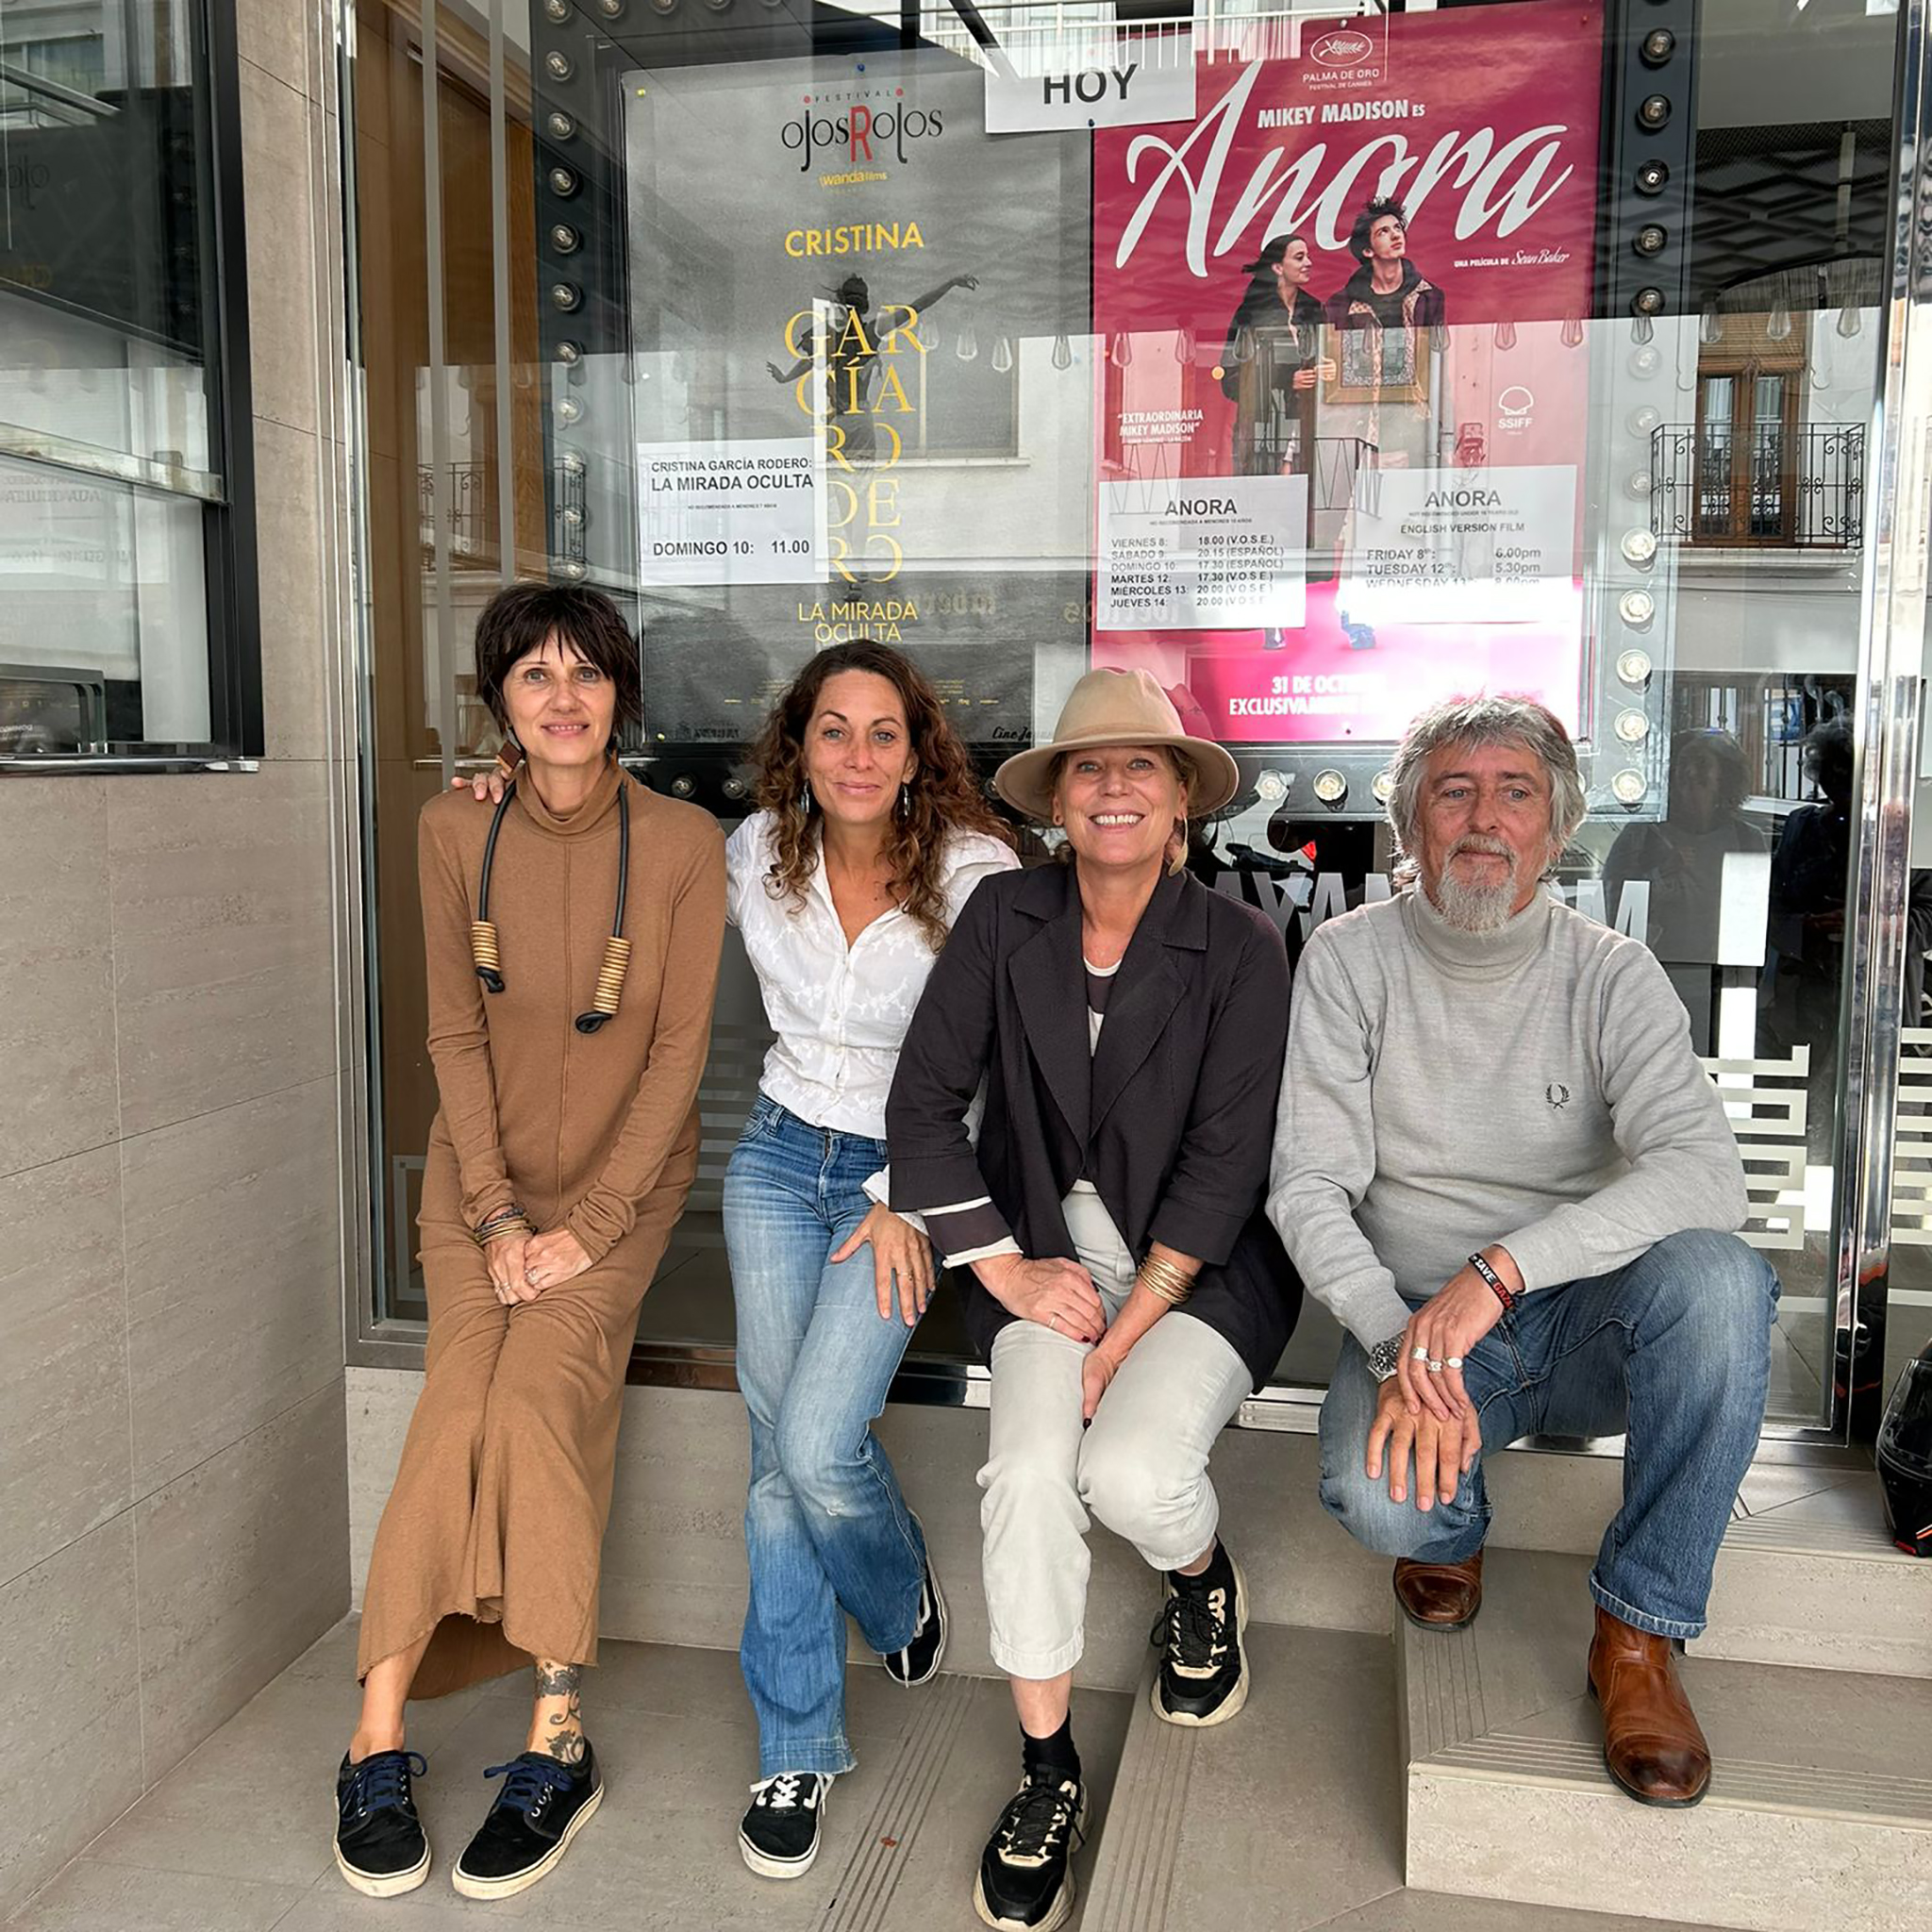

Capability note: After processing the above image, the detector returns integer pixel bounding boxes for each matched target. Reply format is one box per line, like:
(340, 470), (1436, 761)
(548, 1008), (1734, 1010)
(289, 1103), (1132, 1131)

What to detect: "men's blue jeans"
(723, 1095), (927, 1776)
(1318, 1228), (1779, 1640)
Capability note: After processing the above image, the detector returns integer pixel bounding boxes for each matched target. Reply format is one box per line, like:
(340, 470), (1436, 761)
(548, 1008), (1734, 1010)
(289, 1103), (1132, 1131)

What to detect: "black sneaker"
(334, 1749), (430, 1897)
(450, 1744), (603, 1900)
(738, 1771), (831, 1879)
(1150, 1554), (1250, 1726)
(973, 1768), (1087, 1931)
(880, 1543), (948, 1687)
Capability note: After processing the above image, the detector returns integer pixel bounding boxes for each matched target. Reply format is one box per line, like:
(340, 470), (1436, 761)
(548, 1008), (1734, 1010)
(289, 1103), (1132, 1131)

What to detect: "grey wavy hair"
(1386, 695), (1587, 886)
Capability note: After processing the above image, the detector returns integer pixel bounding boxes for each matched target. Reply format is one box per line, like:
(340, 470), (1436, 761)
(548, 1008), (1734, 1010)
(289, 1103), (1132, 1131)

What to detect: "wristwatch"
(1367, 1334), (1407, 1383)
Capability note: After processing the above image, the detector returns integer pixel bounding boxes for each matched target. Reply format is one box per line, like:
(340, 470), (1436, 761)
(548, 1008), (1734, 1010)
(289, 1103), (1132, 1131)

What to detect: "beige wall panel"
(240, 62), (321, 437)
(134, 1379), (349, 1778)
(0, 777), (116, 1176)
(108, 762), (335, 1139)
(236, 0), (315, 103)
(0, 1146), (130, 1588)
(0, 1518), (144, 1918)
(252, 417), (332, 761)
(125, 1079), (343, 1497)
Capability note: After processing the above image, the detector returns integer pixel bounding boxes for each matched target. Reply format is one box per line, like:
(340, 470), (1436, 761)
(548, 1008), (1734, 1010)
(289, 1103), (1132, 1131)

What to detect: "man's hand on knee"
(1365, 1378), (1479, 1510)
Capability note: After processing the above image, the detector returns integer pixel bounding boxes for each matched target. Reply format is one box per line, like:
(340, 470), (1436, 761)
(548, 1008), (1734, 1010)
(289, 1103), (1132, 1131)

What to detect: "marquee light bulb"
(1621, 527), (1658, 566)
(1312, 769), (1348, 806)
(1371, 771), (1395, 805)
(544, 51), (575, 81)
(1611, 769), (1649, 806)
(550, 281), (582, 311)
(1617, 648), (1653, 688)
(1615, 709), (1650, 744)
(1255, 769), (1287, 804)
(1619, 588), (1657, 627)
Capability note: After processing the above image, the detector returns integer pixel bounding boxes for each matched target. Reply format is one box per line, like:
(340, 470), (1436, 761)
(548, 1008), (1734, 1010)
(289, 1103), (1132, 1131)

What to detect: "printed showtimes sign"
(1096, 473), (1309, 630)
(637, 438), (824, 588)
(1341, 465), (1577, 626)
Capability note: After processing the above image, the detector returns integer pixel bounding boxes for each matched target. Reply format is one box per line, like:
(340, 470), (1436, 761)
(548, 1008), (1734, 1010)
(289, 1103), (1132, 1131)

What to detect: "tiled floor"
(9, 1619), (1739, 1932)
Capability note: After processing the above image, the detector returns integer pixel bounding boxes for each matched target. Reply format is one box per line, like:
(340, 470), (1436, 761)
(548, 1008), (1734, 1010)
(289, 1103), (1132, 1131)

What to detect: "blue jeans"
(1318, 1228), (1779, 1639)
(724, 1094), (927, 1776)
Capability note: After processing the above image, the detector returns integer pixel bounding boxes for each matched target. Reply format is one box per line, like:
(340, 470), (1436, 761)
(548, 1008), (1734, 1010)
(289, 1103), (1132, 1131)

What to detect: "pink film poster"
(1088, 7), (1606, 746)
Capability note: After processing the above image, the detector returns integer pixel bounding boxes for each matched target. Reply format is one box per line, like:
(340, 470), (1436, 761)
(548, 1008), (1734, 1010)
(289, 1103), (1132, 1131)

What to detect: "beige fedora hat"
(993, 668), (1241, 824)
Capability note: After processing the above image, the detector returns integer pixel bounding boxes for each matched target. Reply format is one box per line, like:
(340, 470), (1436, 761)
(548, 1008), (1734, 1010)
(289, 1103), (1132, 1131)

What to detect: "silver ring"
(1410, 1345), (1430, 1361)
(1427, 1357), (1445, 1373)
(1049, 1312), (1060, 1331)
(1445, 1356), (1465, 1369)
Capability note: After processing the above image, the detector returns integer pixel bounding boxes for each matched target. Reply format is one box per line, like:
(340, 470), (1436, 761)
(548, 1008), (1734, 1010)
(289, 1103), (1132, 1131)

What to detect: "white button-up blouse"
(724, 809), (1019, 1141)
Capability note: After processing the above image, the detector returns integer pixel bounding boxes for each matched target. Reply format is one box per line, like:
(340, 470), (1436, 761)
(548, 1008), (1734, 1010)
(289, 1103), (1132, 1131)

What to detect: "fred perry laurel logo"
(1546, 1082), (1572, 1109)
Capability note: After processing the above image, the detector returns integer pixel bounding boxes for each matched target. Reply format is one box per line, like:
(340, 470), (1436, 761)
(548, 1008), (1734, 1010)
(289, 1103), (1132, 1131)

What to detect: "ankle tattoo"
(532, 1660), (587, 1766)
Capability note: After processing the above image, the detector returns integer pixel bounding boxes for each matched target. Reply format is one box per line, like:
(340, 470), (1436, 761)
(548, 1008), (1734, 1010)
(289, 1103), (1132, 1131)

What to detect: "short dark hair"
(1348, 195), (1407, 264)
(473, 583), (641, 738)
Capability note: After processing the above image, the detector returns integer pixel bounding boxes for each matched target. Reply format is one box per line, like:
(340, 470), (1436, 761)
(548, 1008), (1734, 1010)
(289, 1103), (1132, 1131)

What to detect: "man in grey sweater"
(1266, 695), (1777, 1808)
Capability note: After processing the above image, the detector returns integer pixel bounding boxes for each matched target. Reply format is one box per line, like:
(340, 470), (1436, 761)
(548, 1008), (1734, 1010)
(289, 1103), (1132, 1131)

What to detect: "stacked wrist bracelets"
(474, 1203), (535, 1248)
(1137, 1254), (1196, 1307)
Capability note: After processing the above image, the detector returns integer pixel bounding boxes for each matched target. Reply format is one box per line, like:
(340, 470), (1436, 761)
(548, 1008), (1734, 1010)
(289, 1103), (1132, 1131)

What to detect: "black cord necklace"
(469, 770), (632, 1034)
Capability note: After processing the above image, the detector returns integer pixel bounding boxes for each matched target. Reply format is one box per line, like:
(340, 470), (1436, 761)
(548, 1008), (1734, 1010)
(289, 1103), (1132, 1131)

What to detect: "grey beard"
(1429, 864), (1523, 934)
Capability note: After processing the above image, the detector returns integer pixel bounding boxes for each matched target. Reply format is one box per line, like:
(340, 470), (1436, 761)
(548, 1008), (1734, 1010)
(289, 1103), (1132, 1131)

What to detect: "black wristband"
(1468, 1250), (1514, 1308)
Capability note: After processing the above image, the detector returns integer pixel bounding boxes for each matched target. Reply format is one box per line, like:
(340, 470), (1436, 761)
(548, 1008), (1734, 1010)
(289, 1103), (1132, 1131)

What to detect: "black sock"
(1172, 1538), (1234, 1593)
(1021, 1715), (1080, 1782)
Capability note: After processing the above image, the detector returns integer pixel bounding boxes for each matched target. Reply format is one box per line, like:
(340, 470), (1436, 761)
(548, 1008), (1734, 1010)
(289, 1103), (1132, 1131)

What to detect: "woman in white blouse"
(724, 641), (1018, 1881)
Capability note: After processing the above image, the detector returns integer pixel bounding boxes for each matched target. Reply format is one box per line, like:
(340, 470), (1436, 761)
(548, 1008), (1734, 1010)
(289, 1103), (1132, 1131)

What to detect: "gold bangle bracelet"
(1137, 1256), (1196, 1307)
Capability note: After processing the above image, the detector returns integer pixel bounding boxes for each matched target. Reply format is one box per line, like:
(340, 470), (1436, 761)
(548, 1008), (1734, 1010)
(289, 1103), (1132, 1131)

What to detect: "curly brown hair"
(749, 641), (1016, 952)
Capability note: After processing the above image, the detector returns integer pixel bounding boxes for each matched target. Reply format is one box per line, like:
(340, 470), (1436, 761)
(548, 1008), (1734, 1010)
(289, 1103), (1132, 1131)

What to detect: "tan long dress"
(358, 760), (725, 1698)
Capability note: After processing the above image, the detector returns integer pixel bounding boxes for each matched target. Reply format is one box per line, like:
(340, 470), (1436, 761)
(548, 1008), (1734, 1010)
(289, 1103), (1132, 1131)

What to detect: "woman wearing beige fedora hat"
(886, 668), (1301, 1932)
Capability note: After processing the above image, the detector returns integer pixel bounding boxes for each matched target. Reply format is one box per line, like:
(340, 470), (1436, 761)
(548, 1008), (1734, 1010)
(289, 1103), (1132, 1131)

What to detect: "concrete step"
(1400, 1548), (1932, 1932)
(1694, 1471), (1932, 1676)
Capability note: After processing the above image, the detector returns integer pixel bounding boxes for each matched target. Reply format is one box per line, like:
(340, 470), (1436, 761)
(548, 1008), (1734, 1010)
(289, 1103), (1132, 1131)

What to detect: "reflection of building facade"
(7, 1), (1932, 1923)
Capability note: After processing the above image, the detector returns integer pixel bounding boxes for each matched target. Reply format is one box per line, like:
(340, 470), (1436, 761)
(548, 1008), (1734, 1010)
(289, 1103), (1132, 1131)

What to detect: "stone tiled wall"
(0, 3), (355, 1914)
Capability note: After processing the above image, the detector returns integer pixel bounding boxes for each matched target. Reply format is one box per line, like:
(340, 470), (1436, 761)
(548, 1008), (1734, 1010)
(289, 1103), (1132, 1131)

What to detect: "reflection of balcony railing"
(418, 463), (492, 562)
(419, 461), (587, 572)
(1651, 423), (1864, 549)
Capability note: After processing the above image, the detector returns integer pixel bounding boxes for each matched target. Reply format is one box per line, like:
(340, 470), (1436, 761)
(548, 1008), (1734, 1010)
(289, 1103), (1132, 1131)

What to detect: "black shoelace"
(341, 1750), (426, 1823)
(1155, 1584), (1228, 1677)
(994, 1774), (1079, 1868)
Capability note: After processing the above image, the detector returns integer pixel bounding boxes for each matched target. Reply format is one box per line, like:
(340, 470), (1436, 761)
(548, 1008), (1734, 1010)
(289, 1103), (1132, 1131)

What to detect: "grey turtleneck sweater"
(1266, 886), (1748, 1349)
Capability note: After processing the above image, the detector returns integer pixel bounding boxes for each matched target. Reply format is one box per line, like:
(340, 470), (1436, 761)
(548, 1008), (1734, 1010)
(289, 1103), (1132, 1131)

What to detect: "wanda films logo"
(781, 88), (944, 174)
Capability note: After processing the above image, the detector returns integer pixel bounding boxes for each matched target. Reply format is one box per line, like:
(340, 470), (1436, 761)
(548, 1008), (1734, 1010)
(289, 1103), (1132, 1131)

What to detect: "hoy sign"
(984, 29), (1195, 136)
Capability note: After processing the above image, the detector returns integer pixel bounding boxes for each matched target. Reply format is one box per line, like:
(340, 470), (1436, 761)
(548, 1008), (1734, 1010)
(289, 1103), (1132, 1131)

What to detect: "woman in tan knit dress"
(333, 585), (725, 1904)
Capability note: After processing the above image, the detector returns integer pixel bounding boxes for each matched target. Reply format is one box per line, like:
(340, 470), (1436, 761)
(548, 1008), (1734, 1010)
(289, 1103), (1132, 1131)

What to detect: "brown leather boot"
(1587, 1605), (1712, 1807)
(1391, 1550), (1483, 1629)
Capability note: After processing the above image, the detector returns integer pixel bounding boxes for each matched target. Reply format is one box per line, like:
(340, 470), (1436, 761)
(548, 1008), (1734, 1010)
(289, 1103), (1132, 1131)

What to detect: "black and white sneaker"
(973, 1768), (1087, 1931)
(1150, 1554), (1250, 1726)
(739, 1771), (831, 1878)
(334, 1749), (430, 1896)
(880, 1543), (948, 1687)
(450, 1744), (603, 1900)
